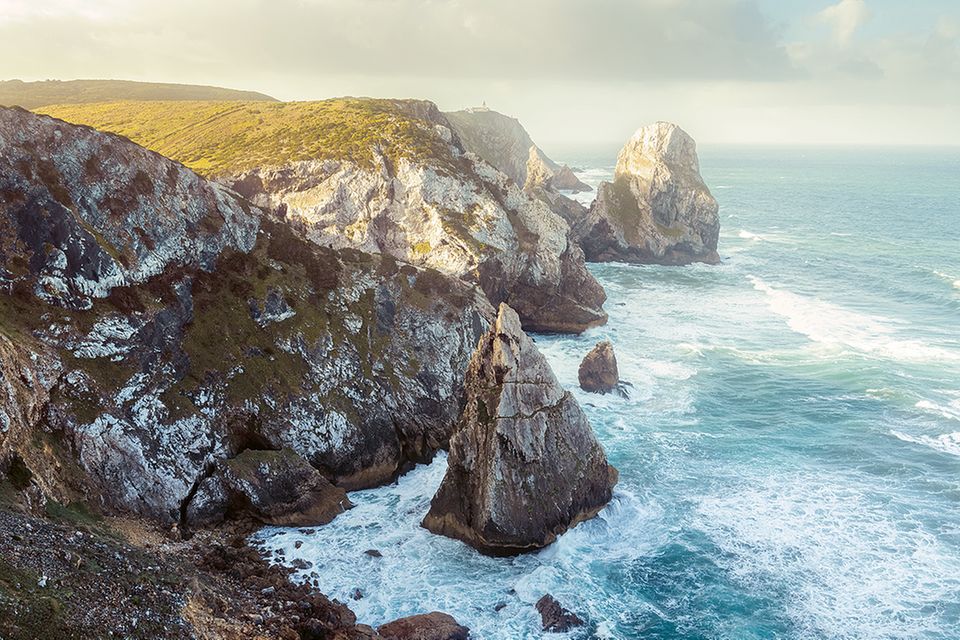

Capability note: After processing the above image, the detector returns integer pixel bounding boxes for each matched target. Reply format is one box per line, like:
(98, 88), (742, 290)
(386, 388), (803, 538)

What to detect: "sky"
(1, 0), (958, 147)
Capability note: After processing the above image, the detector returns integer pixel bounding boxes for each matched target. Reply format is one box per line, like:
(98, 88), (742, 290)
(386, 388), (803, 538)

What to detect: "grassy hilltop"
(0, 79), (275, 109)
(38, 98), (460, 176)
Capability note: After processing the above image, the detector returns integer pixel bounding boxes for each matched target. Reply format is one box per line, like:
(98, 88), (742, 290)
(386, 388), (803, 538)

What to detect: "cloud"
(0, 0), (796, 84)
(817, 0), (871, 46)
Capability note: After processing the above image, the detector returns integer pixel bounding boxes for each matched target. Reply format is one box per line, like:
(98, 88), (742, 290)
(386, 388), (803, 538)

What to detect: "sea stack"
(572, 122), (720, 265)
(422, 304), (617, 556)
(578, 341), (619, 394)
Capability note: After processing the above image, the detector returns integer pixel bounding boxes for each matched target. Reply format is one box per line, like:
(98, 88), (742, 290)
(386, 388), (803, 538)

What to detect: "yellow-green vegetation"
(37, 98), (462, 177)
(0, 79), (275, 109)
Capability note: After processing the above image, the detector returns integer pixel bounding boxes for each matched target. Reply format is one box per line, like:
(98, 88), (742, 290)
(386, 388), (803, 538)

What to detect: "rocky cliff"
(422, 304), (617, 556)
(0, 107), (492, 530)
(572, 122), (720, 265)
(523, 145), (591, 194)
(40, 99), (607, 334)
(444, 107), (546, 187)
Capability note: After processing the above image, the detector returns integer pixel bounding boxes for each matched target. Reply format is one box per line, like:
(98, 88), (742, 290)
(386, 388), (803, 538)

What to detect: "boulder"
(422, 304), (617, 555)
(578, 341), (619, 394)
(188, 448), (352, 528)
(572, 122), (720, 265)
(378, 612), (470, 640)
(535, 594), (584, 632)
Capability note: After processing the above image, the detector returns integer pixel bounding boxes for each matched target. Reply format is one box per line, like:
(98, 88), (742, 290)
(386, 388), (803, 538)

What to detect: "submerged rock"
(572, 122), (720, 265)
(578, 341), (619, 394)
(536, 594), (584, 632)
(377, 612), (470, 640)
(422, 304), (617, 555)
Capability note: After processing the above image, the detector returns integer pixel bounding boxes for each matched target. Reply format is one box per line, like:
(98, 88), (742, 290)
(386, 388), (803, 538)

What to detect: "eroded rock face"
(224, 103), (606, 334)
(377, 612), (470, 640)
(572, 122), (720, 265)
(187, 448), (352, 528)
(444, 107), (540, 186)
(0, 107), (259, 309)
(422, 304), (617, 556)
(578, 341), (619, 394)
(0, 109), (493, 527)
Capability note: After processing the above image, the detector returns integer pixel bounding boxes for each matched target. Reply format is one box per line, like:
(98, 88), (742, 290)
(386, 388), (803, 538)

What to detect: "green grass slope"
(0, 79), (276, 109)
(37, 98), (461, 176)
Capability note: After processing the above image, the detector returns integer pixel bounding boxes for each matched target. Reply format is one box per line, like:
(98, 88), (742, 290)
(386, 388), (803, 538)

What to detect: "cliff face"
(422, 304), (617, 556)
(572, 122), (720, 265)
(0, 107), (492, 528)
(40, 99), (607, 334)
(444, 107), (547, 187)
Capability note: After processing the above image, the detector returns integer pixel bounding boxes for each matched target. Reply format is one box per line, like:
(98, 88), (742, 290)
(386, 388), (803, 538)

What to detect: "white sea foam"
(914, 398), (960, 422)
(696, 476), (960, 639)
(891, 430), (960, 457)
(738, 230), (760, 240)
(932, 269), (960, 290)
(253, 455), (665, 639)
(749, 276), (960, 364)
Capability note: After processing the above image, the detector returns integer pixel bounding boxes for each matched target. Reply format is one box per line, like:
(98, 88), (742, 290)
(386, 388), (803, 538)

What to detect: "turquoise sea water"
(255, 147), (960, 639)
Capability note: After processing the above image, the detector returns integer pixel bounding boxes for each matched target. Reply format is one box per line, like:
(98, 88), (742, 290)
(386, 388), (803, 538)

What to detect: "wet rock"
(578, 341), (619, 394)
(573, 121), (720, 265)
(363, 549), (383, 558)
(422, 304), (617, 555)
(377, 612), (470, 640)
(218, 449), (352, 527)
(536, 594), (584, 632)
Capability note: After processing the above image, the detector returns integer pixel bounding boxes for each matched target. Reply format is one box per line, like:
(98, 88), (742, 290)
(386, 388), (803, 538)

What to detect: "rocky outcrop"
(0, 107), (493, 527)
(572, 122), (720, 265)
(377, 612), (470, 640)
(41, 99), (607, 334)
(524, 146), (590, 194)
(422, 304), (617, 556)
(0, 106), (259, 309)
(186, 448), (352, 528)
(535, 595), (584, 632)
(444, 107), (541, 187)
(224, 103), (605, 334)
(578, 341), (619, 394)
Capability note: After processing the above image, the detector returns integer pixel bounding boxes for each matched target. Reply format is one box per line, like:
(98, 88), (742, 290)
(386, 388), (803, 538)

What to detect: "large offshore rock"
(422, 304), (617, 555)
(572, 122), (720, 265)
(0, 107), (493, 526)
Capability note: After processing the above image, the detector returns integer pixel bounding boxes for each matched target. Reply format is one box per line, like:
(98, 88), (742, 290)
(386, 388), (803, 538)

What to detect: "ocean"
(253, 146), (960, 639)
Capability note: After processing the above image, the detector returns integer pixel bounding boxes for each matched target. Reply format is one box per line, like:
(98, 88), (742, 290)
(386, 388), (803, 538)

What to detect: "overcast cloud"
(1, 0), (958, 147)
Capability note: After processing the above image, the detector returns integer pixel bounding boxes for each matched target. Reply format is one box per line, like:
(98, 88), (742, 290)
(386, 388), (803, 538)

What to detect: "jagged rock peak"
(422, 303), (617, 556)
(572, 121), (720, 266)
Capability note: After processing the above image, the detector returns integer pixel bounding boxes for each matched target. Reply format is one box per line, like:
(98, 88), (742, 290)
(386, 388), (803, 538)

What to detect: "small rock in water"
(294, 540), (303, 549)
(352, 588), (363, 600)
(536, 594), (584, 632)
(364, 549), (383, 558)
(578, 340), (619, 394)
(291, 558), (312, 570)
(493, 602), (507, 612)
